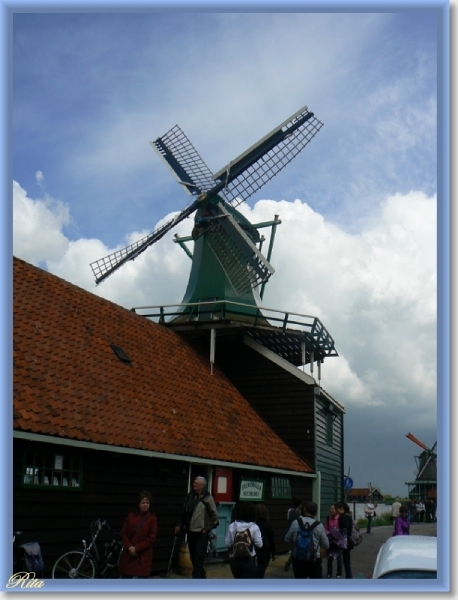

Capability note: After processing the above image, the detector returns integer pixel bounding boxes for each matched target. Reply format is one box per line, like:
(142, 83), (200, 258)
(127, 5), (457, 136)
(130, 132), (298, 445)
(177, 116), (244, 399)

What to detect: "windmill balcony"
(131, 300), (338, 367)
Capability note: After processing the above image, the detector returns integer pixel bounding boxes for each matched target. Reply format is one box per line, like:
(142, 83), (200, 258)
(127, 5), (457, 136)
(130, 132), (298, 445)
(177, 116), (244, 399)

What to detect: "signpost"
(343, 476), (353, 492)
(343, 475), (355, 518)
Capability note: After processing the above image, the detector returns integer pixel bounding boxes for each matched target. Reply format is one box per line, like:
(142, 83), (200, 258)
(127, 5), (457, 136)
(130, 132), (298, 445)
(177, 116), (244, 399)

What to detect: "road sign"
(343, 476), (353, 492)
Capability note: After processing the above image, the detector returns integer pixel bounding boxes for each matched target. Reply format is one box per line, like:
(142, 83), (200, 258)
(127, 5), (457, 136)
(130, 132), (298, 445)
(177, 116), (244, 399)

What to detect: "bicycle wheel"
(52, 550), (96, 579)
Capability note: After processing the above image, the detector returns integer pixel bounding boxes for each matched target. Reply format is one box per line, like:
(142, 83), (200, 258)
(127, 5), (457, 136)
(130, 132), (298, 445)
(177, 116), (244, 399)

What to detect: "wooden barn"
(345, 487), (384, 503)
(13, 256), (344, 577)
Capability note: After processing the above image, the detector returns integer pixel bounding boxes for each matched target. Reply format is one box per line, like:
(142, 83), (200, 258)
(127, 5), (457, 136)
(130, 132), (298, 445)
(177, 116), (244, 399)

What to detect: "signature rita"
(6, 572), (45, 589)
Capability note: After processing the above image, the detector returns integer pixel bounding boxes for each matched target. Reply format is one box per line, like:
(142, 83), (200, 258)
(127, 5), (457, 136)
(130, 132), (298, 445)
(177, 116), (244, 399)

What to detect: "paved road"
(159, 521), (437, 580)
(265, 521), (437, 579)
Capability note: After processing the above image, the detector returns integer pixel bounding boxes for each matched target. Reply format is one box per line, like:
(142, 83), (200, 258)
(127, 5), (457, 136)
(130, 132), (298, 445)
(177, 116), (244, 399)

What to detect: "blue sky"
(12, 10), (441, 498)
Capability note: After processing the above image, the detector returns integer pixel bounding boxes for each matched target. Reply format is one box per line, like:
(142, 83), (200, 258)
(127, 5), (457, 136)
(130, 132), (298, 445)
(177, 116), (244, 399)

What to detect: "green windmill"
(90, 105), (323, 323)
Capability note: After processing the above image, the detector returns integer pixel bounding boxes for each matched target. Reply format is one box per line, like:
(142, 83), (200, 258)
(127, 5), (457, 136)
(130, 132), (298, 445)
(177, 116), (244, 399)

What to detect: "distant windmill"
(405, 433), (437, 481)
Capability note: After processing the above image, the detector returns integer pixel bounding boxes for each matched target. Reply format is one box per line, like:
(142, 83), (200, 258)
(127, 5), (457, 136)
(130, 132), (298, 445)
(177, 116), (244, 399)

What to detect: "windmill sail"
(91, 104), (323, 284)
(204, 203), (274, 296)
(213, 106), (323, 207)
(90, 202), (198, 284)
(151, 125), (215, 196)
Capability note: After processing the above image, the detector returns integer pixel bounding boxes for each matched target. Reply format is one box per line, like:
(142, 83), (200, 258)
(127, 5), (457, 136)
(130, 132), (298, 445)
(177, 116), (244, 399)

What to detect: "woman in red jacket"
(119, 491), (157, 578)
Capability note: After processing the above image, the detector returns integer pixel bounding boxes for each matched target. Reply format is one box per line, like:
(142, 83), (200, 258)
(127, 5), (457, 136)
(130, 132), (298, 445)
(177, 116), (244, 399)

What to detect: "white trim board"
(13, 430), (315, 479)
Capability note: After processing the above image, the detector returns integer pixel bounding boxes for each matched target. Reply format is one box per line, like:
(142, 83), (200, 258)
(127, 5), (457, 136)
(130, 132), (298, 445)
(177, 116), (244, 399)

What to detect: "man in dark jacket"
(284, 497), (302, 571)
(175, 476), (218, 578)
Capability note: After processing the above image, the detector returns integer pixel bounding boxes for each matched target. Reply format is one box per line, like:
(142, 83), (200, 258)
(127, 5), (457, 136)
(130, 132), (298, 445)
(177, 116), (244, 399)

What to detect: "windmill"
(405, 433), (437, 500)
(91, 106), (321, 304)
(90, 105), (337, 369)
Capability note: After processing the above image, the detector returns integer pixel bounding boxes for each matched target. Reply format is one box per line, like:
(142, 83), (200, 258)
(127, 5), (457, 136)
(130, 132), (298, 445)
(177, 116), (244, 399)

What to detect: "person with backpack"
(254, 504), (276, 578)
(284, 497), (302, 572)
(119, 490), (158, 578)
(335, 501), (354, 579)
(285, 500), (329, 579)
(225, 502), (263, 578)
(174, 475), (218, 579)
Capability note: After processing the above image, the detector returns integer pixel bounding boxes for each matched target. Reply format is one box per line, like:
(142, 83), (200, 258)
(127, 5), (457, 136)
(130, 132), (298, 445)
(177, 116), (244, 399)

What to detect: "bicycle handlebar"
(93, 519), (110, 530)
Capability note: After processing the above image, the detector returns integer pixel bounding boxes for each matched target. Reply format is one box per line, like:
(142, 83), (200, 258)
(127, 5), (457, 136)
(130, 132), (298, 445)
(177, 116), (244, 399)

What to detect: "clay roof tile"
(13, 257), (312, 474)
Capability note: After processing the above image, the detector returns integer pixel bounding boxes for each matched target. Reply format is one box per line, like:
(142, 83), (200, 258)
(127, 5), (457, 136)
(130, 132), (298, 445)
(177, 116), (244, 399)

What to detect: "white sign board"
(239, 479), (265, 501)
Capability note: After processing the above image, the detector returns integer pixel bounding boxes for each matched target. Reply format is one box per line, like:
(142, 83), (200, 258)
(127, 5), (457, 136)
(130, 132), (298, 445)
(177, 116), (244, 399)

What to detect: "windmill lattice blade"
(214, 112), (323, 207)
(405, 432), (430, 451)
(205, 203), (274, 296)
(90, 202), (198, 284)
(151, 125), (215, 196)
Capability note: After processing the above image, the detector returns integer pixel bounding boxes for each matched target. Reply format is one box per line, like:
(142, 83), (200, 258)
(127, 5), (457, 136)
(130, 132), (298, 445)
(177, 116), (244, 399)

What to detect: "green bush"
(357, 512), (392, 529)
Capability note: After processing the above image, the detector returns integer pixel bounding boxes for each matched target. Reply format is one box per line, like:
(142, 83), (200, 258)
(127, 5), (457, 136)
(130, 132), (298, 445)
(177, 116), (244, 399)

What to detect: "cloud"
(35, 170), (44, 186)
(13, 181), (70, 265)
(236, 193), (436, 414)
(13, 181), (436, 422)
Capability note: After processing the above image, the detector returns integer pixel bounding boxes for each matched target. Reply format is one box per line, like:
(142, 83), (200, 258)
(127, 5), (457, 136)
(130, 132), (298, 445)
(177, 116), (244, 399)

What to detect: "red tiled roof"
(346, 488), (370, 496)
(13, 257), (312, 474)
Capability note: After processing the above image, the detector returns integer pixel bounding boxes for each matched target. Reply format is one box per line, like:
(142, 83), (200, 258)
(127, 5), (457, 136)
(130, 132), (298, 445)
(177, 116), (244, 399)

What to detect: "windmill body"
(178, 199), (265, 316)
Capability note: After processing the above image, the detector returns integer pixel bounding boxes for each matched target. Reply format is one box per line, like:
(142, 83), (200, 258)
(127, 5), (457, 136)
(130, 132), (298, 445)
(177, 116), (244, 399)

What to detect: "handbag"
(131, 514), (151, 538)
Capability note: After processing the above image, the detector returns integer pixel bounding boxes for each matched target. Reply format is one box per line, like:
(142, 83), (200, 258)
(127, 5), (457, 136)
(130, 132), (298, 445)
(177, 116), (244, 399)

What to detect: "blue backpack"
(293, 519), (318, 562)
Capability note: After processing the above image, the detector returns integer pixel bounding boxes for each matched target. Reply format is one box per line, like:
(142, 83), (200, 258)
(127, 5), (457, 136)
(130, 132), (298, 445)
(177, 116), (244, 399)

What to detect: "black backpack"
(19, 542), (44, 574)
(232, 527), (253, 560)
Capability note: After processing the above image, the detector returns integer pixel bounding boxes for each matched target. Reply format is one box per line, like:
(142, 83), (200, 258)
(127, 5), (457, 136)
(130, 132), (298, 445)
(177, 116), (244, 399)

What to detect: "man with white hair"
(390, 498), (402, 524)
(175, 475), (218, 578)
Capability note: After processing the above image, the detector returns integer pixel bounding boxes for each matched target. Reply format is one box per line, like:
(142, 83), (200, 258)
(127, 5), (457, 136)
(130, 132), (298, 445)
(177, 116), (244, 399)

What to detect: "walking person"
(225, 502), (263, 578)
(390, 498), (402, 524)
(335, 501), (353, 579)
(284, 497), (302, 572)
(174, 475), (218, 579)
(364, 499), (377, 534)
(254, 504), (276, 579)
(418, 499), (425, 523)
(425, 499), (433, 523)
(392, 505), (410, 536)
(324, 504), (343, 578)
(119, 490), (157, 578)
(430, 499), (436, 522)
(407, 499), (416, 523)
(285, 500), (329, 579)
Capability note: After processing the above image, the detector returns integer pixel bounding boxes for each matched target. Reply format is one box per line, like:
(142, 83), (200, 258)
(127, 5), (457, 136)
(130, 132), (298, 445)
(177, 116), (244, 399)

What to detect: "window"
(22, 450), (83, 490)
(110, 344), (132, 364)
(271, 476), (291, 499)
(326, 413), (334, 446)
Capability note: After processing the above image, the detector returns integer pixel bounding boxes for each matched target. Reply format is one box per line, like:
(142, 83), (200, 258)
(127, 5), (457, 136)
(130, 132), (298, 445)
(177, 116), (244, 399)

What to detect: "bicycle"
(51, 519), (123, 579)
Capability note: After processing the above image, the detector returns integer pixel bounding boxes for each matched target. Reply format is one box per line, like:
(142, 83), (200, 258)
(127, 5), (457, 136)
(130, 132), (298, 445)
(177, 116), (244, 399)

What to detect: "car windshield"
(379, 570), (437, 579)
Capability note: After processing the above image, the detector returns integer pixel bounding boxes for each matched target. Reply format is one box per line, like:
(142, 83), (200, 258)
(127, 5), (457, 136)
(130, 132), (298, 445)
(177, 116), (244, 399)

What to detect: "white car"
(372, 535), (437, 579)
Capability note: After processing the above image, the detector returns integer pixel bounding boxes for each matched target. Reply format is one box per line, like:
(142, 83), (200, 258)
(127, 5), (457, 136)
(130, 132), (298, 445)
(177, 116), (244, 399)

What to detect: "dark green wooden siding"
(13, 438), (314, 576)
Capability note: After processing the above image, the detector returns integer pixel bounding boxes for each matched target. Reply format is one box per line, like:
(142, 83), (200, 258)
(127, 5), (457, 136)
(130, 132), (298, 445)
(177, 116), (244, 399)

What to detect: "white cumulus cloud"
(12, 180), (436, 421)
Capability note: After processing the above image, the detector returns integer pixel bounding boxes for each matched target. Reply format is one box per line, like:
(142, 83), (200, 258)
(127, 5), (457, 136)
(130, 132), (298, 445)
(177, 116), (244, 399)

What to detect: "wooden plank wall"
(13, 439), (314, 576)
(315, 400), (344, 517)
(214, 341), (316, 468)
(13, 438), (189, 577)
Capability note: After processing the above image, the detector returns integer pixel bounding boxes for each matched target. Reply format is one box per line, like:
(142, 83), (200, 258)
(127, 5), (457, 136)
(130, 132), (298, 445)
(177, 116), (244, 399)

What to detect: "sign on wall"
(239, 479), (265, 501)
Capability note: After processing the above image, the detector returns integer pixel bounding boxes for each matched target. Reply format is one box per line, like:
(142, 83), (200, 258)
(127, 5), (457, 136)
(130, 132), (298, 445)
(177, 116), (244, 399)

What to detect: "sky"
(12, 10), (441, 498)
